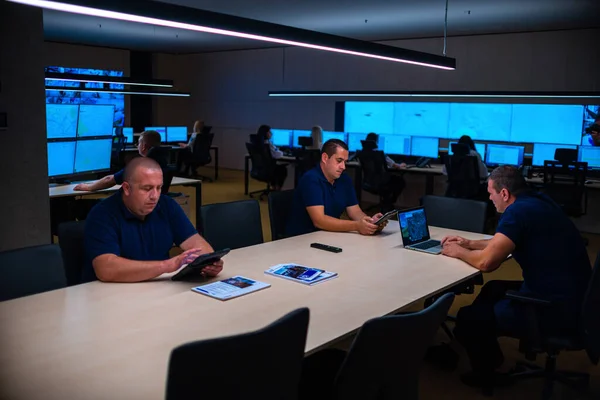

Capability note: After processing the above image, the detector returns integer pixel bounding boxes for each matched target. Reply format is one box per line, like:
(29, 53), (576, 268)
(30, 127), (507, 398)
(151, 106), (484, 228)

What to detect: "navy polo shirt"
(286, 165), (358, 236)
(496, 191), (591, 308)
(83, 191), (197, 282)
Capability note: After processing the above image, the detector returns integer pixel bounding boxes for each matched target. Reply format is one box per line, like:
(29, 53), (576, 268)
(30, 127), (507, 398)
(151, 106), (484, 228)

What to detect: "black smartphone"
(373, 210), (398, 226)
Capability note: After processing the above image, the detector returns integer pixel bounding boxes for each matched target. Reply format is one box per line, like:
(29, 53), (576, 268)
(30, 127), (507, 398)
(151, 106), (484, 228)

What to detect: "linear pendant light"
(268, 91), (600, 99)
(45, 72), (174, 87)
(9, 0), (456, 70)
(45, 86), (190, 97)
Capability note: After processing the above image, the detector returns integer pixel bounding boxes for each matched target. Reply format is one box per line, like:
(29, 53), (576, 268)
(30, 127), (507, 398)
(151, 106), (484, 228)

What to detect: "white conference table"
(49, 177), (203, 228)
(0, 225), (485, 400)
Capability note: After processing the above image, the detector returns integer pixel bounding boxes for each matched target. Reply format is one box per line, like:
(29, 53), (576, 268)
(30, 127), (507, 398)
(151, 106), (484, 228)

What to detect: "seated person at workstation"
(365, 132), (407, 169)
(286, 139), (386, 237)
(443, 134), (488, 180)
(73, 130), (168, 192)
(83, 157), (223, 283)
(441, 166), (591, 389)
(254, 124), (288, 191)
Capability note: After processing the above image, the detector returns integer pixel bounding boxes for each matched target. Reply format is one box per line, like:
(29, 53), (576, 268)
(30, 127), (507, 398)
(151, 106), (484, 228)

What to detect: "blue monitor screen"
(393, 102), (450, 138)
(113, 127), (134, 143)
(410, 137), (439, 158)
(47, 141), (76, 177)
(485, 144), (524, 167)
(167, 126), (188, 143)
(145, 127), (166, 143)
(532, 143), (577, 166)
(77, 104), (115, 137)
(271, 129), (292, 147)
(380, 135), (411, 155)
(579, 146), (600, 168)
(322, 131), (346, 144)
(292, 130), (311, 148)
(448, 103), (512, 141)
(46, 104), (79, 139)
(74, 138), (113, 173)
(347, 133), (367, 152)
(448, 142), (486, 159)
(511, 104), (583, 145)
(344, 102), (394, 134)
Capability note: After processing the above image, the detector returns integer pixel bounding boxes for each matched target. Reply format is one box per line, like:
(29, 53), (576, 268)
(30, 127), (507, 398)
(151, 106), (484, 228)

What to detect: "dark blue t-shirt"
(83, 191), (197, 282)
(285, 165), (358, 237)
(496, 191), (591, 307)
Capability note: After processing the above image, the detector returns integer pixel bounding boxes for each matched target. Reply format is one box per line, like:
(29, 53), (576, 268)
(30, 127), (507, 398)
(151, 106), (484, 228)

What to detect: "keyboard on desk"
(411, 240), (441, 250)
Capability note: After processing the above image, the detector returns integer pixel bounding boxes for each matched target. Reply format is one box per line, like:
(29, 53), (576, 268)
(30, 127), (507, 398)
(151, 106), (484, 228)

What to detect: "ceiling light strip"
(9, 0), (455, 70)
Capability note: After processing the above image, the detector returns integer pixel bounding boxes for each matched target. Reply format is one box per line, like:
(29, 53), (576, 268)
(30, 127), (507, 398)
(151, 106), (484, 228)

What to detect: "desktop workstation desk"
(0, 224), (483, 400)
(49, 177), (203, 229)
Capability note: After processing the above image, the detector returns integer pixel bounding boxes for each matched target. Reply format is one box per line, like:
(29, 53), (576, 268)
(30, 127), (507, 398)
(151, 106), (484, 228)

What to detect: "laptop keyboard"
(412, 240), (441, 250)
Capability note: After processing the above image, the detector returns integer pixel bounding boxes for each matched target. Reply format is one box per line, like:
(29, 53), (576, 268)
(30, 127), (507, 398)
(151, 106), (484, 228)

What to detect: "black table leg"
(244, 155), (250, 195)
(425, 174), (434, 195)
(213, 147), (219, 180)
(185, 182), (203, 232)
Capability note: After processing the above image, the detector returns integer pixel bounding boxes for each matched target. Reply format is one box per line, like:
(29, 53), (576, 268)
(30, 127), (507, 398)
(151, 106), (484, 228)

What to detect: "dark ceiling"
(42, 0), (600, 53)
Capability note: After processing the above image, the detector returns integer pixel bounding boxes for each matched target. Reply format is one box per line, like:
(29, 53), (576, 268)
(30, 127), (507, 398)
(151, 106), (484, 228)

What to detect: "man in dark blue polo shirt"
(286, 139), (384, 237)
(73, 130), (168, 192)
(441, 166), (591, 389)
(83, 157), (223, 283)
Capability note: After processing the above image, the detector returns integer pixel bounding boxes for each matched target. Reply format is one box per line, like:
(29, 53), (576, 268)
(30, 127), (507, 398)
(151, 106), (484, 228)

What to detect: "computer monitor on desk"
(411, 137), (439, 158)
(166, 126), (188, 143)
(47, 141), (77, 178)
(271, 129), (292, 147)
(347, 133), (367, 152)
(113, 127), (134, 144)
(74, 138), (113, 174)
(532, 143), (577, 166)
(448, 142), (486, 159)
(292, 130), (311, 148)
(322, 131), (346, 144)
(485, 144), (524, 167)
(579, 146), (600, 169)
(380, 134), (411, 155)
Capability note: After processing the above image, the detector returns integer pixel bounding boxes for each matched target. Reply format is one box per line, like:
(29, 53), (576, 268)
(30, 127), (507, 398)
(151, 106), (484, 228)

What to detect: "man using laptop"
(286, 139), (385, 237)
(440, 166), (591, 390)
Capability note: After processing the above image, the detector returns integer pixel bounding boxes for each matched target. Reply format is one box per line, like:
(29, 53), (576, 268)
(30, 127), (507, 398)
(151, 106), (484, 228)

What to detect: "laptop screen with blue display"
(398, 208), (431, 246)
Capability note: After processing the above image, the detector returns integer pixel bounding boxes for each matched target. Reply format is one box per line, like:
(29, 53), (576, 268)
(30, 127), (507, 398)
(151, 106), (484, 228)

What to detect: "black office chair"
(421, 195), (487, 234)
(0, 244), (67, 301)
(504, 251), (600, 399)
(357, 149), (404, 212)
(166, 308), (309, 400)
(268, 189), (295, 241)
(200, 199), (264, 250)
(57, 221), (87, 286)
(184, 133), (214, 182)
(300, 293), (455, 400)
(445, 154), (482, 199)
(294, 149), (321, 185)
(246, 142), (275, 200)
(543, 160), (588, 217)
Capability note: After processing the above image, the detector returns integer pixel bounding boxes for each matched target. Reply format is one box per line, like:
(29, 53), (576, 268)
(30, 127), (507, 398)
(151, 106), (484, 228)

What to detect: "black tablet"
(171, 248), (230, 281)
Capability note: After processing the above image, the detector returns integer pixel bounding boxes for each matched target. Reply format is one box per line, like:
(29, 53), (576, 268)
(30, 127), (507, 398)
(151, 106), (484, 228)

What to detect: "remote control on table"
(310, 243), (342, 253)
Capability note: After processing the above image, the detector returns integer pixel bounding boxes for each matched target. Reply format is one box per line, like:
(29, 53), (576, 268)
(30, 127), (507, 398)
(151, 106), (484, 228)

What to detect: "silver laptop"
(398, 207), (442, 254)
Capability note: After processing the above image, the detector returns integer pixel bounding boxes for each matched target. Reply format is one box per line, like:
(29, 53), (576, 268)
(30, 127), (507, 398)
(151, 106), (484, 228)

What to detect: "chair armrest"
(505, 290), (553, 306)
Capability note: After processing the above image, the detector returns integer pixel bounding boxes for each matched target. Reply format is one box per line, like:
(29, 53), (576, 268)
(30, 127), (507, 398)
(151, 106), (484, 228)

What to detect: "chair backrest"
(0, 244), (67, 301)
(57, 221), (86, 286)
(543, 160), (588, 216)
(422, 195), (487, 233)
(166, 308), (309, 400)
(268, 189), (295, 241)
(191, 133), (214, 164)
(445, 155), (481, 199)
(356, 150), (389, 193)
(361, 139), (377, 151)
(162, 168), (175, 194)
(582, 251), (600, 365)
(200, 199), (264, 250)
(246, 142), (274, 182)
(334, 293), (455, 400)
(295, 149), (321, 182)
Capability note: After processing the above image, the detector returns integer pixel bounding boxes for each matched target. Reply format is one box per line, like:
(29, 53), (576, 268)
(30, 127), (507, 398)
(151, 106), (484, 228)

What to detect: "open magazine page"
(265, 264), (338, 286)
(191, 276), (270, 300)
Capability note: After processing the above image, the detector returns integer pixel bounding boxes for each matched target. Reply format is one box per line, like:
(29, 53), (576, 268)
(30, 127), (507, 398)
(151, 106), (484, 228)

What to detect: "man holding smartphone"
(83, 157), (223, 283)
(286, 139), (387, 237)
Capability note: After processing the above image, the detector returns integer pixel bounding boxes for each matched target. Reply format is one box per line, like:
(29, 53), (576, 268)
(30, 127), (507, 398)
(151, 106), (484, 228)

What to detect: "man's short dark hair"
(140, 130), (162, 147)
(488, 166), (528, 195)
(321, 139), (348, 157)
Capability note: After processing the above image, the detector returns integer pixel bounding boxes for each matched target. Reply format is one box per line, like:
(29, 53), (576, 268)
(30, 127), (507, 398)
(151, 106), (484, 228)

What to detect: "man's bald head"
(123, 157), (163, 183)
